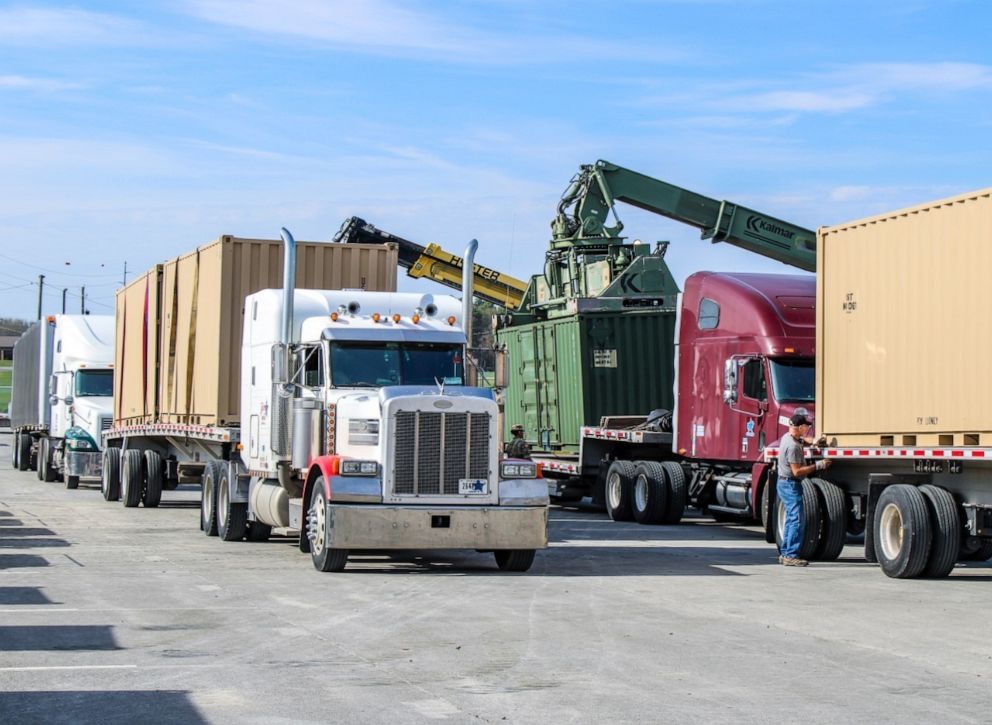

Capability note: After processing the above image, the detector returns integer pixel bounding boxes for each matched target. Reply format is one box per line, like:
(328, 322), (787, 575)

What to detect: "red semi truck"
(540, 270), (815, 527)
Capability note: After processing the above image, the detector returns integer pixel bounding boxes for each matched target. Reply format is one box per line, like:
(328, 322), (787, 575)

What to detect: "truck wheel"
(217, 468), (248, 542)
(42, 439), (57, 482)
(12, 432), (19, 469)
(604, 460), (636, 522)
(763, 480), (778, 544)
(874, 484), (932, 579)
(200, 461), (221, 536)
(494, 549), (537, 572)
(246, 521), (272, 542)
(775, 480), (822, 560)
(811, 478), (846, 561)
(37, 438), (47, 481)
(102, 448), (121, 501)
(65, 475), (79, 490)
(632, 461), (667, 525)
(17, 432), (31, 471)
(308, 478), (348, 571)
(121, 449), (144, 508)
(918, 485), (960, 578)
(660, 461), (687, 524)
(142, 450), (163, 508)
(958, 538), (992, 562)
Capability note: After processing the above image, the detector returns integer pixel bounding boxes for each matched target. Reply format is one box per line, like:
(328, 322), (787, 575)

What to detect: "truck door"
(734, 357), (769, 461)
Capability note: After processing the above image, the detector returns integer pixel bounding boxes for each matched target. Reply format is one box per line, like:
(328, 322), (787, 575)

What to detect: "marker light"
(330, 312), (339, 322)
(411, 314), (421, 325)
(784, 347), (795, 353)
(447, 315), (456, 326)
(372, 313), (381, 323)
(392, 314), (401, 323)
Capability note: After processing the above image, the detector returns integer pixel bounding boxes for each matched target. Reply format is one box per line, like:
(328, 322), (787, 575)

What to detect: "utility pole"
(62, 288), (68, 313)
(81, 286), (86, 314)
(122, 261), (128, 286)
(37, 274), (45, 319)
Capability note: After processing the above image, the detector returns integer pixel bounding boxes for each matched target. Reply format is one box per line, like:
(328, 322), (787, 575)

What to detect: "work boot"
(781, 557), (809, 567)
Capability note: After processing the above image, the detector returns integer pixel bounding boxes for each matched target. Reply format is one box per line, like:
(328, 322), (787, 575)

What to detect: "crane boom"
(552, 160), (816, 272)
(333, 217), (528, 309)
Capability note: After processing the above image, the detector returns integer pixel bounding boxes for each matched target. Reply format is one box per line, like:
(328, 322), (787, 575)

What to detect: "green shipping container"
(498, 308), (677, 454)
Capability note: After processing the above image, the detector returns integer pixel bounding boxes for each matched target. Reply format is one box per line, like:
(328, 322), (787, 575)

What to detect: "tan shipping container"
(115, 236), (397, 427)
(816, 188), (992, 447)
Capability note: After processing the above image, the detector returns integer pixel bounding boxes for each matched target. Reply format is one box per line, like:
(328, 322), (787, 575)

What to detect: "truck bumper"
(325, 504), (549, 550)
(65, 450), (102, 479)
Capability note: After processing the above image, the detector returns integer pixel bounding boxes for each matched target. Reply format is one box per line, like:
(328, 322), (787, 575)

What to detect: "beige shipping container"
(816, 188), (992, 447)
(115, 236), (397, 427)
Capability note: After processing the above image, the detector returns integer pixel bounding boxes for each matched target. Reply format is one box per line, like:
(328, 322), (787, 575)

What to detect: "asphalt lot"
(1, 430), (991, 724)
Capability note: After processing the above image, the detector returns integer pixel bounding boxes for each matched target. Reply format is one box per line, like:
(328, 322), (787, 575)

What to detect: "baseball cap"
(789, 410), (813, 427)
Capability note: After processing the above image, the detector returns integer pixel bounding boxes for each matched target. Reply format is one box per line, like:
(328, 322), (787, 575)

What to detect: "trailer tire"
(12, 432), (19, 469)
(308, 478), (348, 572)
(660, 461), (687, 525)
(217, 472), (247, 542)
(874, 484), (932, 579)
(494, 549), (537, 572)
(246, 521), (272, 542)
(918, 485), (960, 578)
(775, 479), (822, 560)
(811, 478), (846, 561)
(958, 538), (992, 562)
(102, 447), (121, 501)
(17, 432), (31, 472)
(604, 460), (636, 522)
(632, 461), (668, 525)
(200, 461), (221, 536)
(121, 449), (144, 508)
(142, 450), (163, 508)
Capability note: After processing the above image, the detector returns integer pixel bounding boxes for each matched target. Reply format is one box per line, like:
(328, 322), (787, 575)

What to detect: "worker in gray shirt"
(777, 410), (831, 567)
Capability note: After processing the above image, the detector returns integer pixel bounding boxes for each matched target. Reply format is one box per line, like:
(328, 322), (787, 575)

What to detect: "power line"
(0, 252), (123, 279)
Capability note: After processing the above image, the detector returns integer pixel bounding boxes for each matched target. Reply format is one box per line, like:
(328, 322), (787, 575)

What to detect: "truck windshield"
(768, 359), (814, 403)
(75, 369), (114, 397)
(329, 342), (464, 387)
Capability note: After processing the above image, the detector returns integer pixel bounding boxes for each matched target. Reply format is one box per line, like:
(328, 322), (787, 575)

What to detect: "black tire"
(246, 520), (272, 542)
(604, 460), (636, 522)
(775, 479), (822, 560)
(121, 449), (144, 508)
(590, 462), (609, 511)
(308, 478), (348, 572)
(43, 439), (57, 482)
(811, 478), (846, 561)
(763, 479), (777, 544)
(17, 432), (31, 472)
(102, 447), (121, 501)
(494, 549), (537, 572)
(65, 475), (79, 490)
(142, 450), (163, 508)
(660, 461), (687, 525)
(12, 431), (19, 469)
(918, 485), (960, 578)
(217, 467), (248, 542)
(200, 461), (221, 537)
(958, 538), (992, 562)
(874, 484), (932, 579)
(632, 461), (667, 525)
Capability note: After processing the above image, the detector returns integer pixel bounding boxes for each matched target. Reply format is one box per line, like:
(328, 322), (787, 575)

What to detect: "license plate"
(458, 478), (488, 494)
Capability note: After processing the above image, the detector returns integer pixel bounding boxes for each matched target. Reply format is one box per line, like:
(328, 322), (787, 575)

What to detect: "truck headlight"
(65, 426), (98, 451)
(340, 459), (379, 476)
(67, 438), (95, 450)
(500, 461), (538, 479)
(348, 419), (380, 445)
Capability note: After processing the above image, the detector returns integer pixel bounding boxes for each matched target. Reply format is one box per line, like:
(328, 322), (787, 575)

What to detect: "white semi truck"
(102, 229), (548, 572)
(10, 315), (115, 489)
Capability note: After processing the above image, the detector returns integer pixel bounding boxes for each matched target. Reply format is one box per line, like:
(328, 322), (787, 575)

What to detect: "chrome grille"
(393, 411), (490, 495)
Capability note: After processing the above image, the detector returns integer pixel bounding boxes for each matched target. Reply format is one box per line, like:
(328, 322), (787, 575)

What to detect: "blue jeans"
(777, 478), (804, 559)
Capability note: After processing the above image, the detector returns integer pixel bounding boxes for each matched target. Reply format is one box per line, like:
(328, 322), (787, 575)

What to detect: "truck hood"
(72, 397), (113, 439)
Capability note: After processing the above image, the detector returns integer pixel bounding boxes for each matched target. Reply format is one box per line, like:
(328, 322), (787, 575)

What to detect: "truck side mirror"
(723, 359), (738, 405)
(48, 375), (57, 395)
(49, 395), (58, 405)
(64, 396), (74, 406)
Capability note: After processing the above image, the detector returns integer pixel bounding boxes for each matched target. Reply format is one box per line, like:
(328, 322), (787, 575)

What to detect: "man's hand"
(815, 458), (833, 472)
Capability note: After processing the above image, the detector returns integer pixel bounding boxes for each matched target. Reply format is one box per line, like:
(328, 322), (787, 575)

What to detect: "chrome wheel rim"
(218, 478), (228, 528)
(309, 493), (326, 554)
(879, 502), (904, 561)
(634, 473), (649, 511)
(607, 472), (622, 511)
(203, 474), (214, 523)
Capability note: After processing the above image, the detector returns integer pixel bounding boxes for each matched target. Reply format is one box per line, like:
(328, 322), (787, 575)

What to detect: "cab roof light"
(371, 313), (381, 323)
(447, 315), (456, 326)
(329, 312), (339, 322)
(411, 314), (421, 325)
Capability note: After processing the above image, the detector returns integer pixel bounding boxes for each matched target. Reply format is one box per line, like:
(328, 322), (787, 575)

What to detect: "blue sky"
(1, 0), (990, 322)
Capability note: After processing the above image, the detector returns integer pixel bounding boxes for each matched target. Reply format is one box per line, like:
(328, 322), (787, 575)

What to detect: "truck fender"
(302, 455), (342, 508)
(750, 461), (770, 518)
(752, 461), (777, 544)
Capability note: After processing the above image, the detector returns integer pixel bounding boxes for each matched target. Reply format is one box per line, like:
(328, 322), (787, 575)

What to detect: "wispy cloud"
(182, 0), (687, 64)
(0, 74), (82, 92)
(0, 6), (147, 45)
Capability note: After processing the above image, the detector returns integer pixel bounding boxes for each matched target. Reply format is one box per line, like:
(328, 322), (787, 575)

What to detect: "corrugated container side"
(11, 322), (48, 428)
(817, 188), (992, 446)
(499, 309), (677, 452)
(115, 268), (161, 425)
(117, 237), (398, 428)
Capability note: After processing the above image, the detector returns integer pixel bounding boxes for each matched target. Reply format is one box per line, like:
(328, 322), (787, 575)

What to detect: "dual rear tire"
(874, 484), (960, 579)
(608, 459), (687, 524)
(774, 478), (847, 562)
